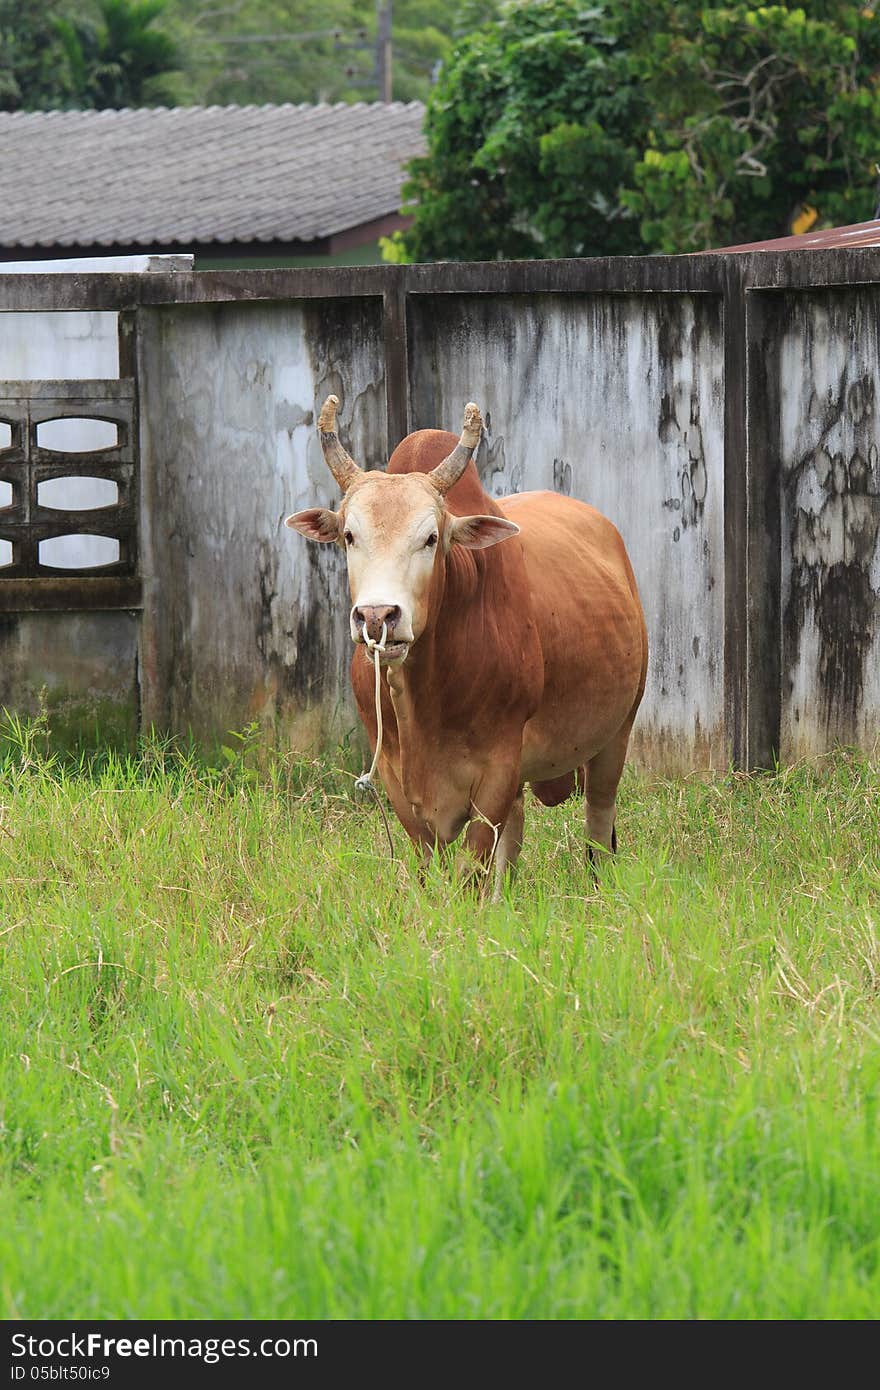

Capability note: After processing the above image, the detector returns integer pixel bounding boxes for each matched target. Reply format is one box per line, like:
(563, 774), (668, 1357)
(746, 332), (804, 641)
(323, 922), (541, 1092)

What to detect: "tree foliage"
(161, 2), (454, 107)
(625, 1), (880, 252)
(0, 3), (455, 111)
(386, 1), (647, 261)
(0, 0), (178, 111)
(56, 0), (179, 109)
(0, 2), (73, 110)
(391, 0), (880, 261)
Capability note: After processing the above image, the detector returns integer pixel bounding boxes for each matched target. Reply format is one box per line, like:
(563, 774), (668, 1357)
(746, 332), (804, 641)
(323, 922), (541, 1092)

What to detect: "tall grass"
(0, 720), (878, 1318)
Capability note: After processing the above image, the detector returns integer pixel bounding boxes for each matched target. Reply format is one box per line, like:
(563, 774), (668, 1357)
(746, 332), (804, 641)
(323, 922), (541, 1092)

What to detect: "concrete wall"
(2, 253), (879, 767)
(137, 297), (386, 746)
(408, 293), (726, 769)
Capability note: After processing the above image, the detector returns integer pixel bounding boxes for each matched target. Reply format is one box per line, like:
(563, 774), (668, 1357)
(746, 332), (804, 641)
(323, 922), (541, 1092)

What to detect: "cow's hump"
(387, 428), (503, 519)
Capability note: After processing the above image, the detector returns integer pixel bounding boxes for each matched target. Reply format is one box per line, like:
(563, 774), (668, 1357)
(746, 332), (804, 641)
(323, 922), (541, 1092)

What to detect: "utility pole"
(377, 0), (392, 103)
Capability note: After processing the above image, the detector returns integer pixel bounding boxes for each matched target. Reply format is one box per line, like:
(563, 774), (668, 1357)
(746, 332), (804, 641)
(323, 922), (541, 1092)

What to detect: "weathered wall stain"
(552, 457), (572, 495)
(474, 417), (518, 496)
(815, 560), (874, 718)
(255, 537), (278, 664)
(274, 402), (313, 434)
(771, 291), (880, 757)
(785, 442), (879, 734)
(656, 307), (709, 539)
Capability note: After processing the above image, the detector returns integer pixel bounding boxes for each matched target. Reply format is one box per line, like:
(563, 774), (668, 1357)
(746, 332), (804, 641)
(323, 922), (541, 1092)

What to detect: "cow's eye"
(344, 530), (354, 546)
(425, 533), (438, 548)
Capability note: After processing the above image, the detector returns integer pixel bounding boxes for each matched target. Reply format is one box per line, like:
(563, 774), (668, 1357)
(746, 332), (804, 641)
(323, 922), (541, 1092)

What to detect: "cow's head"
(286, 395), (519, 664)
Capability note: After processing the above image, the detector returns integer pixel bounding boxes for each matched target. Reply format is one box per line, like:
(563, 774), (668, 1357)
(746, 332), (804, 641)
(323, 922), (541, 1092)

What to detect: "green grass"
(1, 722), (878, 1319)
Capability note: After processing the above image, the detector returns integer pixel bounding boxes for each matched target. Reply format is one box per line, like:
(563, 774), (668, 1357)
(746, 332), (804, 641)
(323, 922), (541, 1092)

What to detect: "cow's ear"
(448, 514), (520, 550)
(285, 508), (341, 542)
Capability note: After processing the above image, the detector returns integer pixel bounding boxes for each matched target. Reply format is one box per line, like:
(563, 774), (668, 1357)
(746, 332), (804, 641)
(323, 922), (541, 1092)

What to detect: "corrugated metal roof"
(704, 218), (880, 254)
(0, 102), (426, 250)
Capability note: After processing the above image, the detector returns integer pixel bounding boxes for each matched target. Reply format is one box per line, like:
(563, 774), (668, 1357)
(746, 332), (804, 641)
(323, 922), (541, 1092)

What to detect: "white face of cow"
(340, 473), (443, 660)
(286, 397), (519, 666)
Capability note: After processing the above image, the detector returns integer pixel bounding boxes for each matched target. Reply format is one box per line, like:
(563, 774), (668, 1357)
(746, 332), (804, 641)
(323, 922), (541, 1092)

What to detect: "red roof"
(702, 217), (880, 254)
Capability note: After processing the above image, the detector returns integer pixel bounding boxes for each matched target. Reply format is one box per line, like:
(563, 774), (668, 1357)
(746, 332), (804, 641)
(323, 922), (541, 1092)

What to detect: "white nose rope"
(356, 621), (387, 790)
(354, 622), (395, 859)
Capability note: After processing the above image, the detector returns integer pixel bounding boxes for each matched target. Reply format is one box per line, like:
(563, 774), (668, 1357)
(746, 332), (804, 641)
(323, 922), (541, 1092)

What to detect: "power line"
(186, 5), (397, 101)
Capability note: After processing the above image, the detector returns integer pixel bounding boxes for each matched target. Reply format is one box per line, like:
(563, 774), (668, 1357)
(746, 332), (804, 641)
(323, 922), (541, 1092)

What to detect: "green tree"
(392, 2), (453, 102)
(387, 0), (648, 261)
(624, 2), (880, 252)
(56, 0), (178, 109)
(390, 0), (880, 262)
(0, 2), (74, 110)
(162, 2), (452, 107)
(0, 1), (454, 112)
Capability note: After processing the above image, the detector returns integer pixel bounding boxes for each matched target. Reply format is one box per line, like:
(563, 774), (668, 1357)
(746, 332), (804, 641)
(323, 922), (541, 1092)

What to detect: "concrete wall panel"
(407, 293), (727, 771)
(762, 290), (880, 758)
(138, 298), (385, 746)
(0, 611), (138, 748)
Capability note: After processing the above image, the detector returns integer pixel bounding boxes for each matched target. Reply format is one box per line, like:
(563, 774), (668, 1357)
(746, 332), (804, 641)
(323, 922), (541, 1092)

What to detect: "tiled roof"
(704, 218), (880, 253)
(0, 102), (426, 249)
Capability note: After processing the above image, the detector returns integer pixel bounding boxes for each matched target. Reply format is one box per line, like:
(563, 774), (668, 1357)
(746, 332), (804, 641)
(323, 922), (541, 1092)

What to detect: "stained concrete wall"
(0, 307), (118, 380)
(3, 255), (880, 767)
(762, 290), (880, 759)
(408, 293), (726, 770)
(137, 297), (386, 746)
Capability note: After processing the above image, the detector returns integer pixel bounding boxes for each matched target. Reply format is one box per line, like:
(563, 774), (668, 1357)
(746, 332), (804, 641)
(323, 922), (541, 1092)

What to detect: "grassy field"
(1, 721), (878, 1319)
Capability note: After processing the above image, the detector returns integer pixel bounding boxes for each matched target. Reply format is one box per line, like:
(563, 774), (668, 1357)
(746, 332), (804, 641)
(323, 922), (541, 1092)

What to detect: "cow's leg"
(375, 755), (435, 873)
(492, 789), (525, 903)
(583, 727), (631, 871)
(460, 764), (521, 897)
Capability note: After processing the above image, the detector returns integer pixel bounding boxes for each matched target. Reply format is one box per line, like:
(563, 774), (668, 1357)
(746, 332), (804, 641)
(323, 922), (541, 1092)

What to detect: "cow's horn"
(429, 402), (483, 495)
(317, 394), (363, 493)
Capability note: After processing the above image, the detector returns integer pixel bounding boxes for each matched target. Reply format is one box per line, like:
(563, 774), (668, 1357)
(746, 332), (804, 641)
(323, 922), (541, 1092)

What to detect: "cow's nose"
(353, 604), (401, 643)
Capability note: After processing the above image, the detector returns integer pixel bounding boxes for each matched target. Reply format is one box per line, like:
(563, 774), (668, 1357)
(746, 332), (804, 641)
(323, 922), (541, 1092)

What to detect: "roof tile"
(0, 102), (426, 249)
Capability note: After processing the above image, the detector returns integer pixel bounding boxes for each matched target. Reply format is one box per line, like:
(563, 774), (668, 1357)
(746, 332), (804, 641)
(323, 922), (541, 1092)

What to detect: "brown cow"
(287, 394), (647, 896)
